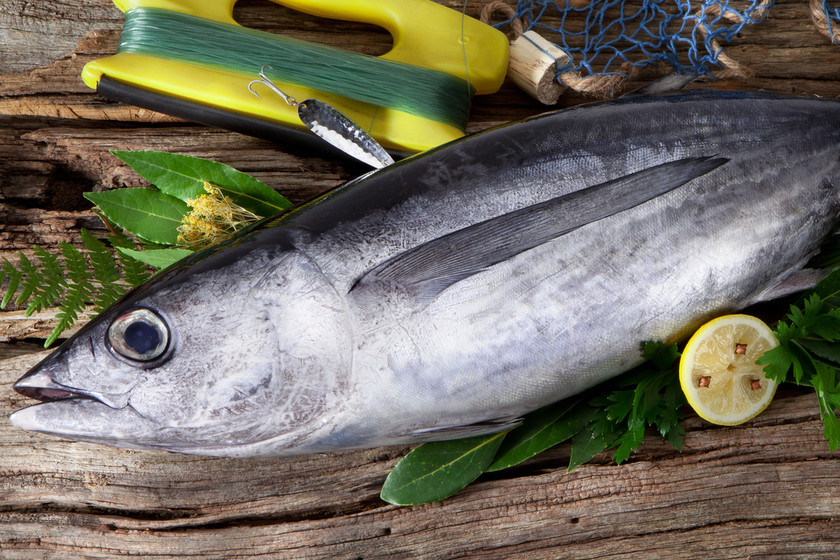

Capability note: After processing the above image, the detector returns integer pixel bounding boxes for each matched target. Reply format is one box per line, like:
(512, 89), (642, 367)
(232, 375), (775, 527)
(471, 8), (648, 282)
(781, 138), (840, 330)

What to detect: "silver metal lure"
(249, 66), (395, 169)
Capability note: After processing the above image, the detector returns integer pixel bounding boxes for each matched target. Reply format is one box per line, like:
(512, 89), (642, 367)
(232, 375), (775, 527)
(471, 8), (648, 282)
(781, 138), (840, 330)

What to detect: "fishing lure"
(248, 67), (394, 169)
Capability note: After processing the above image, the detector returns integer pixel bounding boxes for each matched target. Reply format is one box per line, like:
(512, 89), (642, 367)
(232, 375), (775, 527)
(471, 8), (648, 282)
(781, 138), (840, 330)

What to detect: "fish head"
(10, 238), (354, 457)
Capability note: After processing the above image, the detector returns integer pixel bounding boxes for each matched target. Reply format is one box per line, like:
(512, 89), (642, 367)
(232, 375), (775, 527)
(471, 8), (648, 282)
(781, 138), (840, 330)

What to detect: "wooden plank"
(0, 306), (95, 343)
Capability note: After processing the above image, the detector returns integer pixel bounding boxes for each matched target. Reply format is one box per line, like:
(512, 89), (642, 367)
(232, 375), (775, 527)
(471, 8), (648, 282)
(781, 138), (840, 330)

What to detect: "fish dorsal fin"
(350, 156), (728, 302)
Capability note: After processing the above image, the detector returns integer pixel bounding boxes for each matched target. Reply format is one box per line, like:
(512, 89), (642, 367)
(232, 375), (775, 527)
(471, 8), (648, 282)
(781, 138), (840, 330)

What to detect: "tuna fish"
(9, 91), (840, 457)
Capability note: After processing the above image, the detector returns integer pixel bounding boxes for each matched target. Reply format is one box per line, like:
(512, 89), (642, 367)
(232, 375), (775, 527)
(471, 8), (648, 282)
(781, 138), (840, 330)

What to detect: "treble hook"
(248, 65), (299, 107)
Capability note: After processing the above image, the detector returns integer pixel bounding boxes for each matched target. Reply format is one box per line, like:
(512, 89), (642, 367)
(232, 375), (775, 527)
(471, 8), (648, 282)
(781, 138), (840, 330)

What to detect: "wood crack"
(0, 497), (393, 532)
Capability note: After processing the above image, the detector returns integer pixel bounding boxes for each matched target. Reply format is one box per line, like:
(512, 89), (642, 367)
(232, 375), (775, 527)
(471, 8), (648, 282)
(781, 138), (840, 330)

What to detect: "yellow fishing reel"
(82, 0), (509, 153)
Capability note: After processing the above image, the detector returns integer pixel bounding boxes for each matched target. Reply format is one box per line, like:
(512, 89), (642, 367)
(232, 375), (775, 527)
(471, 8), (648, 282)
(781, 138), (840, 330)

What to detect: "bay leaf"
(112, 150), (291, 218)
(116, 247), (194, 270)
(486, 399), (594, 472)
(84, 189), (188, 245)
(380, 432), (506, 506)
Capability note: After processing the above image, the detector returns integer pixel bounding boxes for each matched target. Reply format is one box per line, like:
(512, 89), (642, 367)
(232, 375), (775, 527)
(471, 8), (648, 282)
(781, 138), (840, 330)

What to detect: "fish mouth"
(9, 373), (146, 447)
(10, 361), (160, 450)
(15, 371), (89, 401)
(14, 377), (82, 402)
(12, 370), (129, 409)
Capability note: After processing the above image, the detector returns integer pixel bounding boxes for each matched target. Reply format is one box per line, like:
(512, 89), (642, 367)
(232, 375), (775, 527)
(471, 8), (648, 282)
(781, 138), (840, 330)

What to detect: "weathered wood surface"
(1, 0), (840, 557)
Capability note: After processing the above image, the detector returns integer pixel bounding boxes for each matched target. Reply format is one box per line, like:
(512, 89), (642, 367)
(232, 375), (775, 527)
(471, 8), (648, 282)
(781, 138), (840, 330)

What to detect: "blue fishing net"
(496, 0), (774, 77)
(824, 0), (840, 40)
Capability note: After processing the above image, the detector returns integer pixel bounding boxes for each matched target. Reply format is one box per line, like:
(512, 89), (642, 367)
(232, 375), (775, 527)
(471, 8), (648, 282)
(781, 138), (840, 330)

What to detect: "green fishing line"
(118, 8), (473, 130)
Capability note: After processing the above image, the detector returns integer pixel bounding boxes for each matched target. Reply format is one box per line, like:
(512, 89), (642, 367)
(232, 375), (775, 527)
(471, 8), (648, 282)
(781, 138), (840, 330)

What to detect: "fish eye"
(107, 308), (170, 363)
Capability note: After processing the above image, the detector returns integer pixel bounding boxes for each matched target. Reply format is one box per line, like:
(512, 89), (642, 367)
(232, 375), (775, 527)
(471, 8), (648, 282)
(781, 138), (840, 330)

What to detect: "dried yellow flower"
(177, 183), (261, 249)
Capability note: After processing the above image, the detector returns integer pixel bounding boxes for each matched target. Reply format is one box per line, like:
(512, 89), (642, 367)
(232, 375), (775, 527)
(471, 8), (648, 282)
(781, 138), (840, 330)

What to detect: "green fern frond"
(64, 244), (90, 280)
(46, 243), (95, 347)
(81, 229), (128, 313)
(92, 210), (154, 290)
(0, 231), (157, 347)
(82, 229), (120, 282)
(0, 259), (22, 308)
(25, 247), (68, 315)
(15, 253), (42, 309)
(108, 232), (153, 287)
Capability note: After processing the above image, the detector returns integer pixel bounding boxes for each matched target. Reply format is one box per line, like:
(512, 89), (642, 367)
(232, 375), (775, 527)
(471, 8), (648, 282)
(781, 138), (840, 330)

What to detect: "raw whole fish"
(10, 91), (840, 457)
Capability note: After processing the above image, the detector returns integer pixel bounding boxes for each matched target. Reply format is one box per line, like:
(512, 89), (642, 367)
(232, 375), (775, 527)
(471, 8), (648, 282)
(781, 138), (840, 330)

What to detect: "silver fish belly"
(10, 92), (840, 457)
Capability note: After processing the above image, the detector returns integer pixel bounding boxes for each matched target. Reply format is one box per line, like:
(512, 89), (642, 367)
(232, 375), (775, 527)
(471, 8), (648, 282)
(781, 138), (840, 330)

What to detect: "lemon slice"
(679, 314), (779, 426)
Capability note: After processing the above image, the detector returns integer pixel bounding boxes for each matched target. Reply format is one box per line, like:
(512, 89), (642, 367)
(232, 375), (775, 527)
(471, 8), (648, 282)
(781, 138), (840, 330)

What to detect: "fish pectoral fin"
(409, 416), (523, 442)
(749, 268), (831, 305)
(350, 156), (728, 303)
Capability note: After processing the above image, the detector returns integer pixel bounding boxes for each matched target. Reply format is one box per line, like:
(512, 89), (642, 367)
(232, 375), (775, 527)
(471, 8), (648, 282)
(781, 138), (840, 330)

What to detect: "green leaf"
(800, 339), (840, 365)
(116, 247), (193, 270)
(809, 236), (840, 271)
(810, 316), (840, 343)
(600, 342), (683, 465)
(612, 390), (649, 465)
(107, 232), (153, 287)
(642, 340), (681, 370)
(568, 422), (611, 471)
(773, 320), (803, 346)
(111, 150), (291, 218)
(659, 382), (687, 450)
(810, 268), (840, 310)
(85, 188), (189, 244)
(790, 296), (840, 342)
(380, 432), (506, 506)
(758, 343), (794, 384)
(605, 389), (634, 423)
(612, 412), (645, 465)
(486, 399), (595, 472)
(811, 364), (840, 450)
(790, 343), (809, 384)
(755, 268), (840, 452)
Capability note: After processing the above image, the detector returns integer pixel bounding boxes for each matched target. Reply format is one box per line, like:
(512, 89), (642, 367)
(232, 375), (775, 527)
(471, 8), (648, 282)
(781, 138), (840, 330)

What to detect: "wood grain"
(2, 0), (840, 557)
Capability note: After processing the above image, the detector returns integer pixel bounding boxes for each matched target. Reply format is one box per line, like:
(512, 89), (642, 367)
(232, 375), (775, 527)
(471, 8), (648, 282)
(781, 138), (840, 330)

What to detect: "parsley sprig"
(758, 272), (840, 450)
(568, 342), (685, 469)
